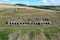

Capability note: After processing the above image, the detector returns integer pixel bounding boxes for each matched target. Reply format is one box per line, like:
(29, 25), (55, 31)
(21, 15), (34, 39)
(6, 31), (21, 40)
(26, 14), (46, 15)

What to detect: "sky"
(0, 0), (60, 5)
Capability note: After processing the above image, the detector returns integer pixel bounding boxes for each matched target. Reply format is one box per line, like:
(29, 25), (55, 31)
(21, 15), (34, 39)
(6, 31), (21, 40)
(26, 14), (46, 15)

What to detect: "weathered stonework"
(6, 18), (51, 26)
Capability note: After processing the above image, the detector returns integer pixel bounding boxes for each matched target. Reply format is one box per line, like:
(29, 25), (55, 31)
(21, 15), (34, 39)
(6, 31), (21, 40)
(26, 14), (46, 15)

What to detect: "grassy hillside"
(0, 5), (60, 40)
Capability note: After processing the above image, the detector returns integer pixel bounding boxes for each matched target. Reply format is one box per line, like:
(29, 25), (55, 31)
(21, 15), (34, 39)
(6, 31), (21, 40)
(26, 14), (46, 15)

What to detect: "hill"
(28, 6), (60, 11)
(0, 4), (60, 40)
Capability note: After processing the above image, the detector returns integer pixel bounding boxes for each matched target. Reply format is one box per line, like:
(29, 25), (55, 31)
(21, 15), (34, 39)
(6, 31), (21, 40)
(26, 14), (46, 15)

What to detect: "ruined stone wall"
(6, 18), (51, 26)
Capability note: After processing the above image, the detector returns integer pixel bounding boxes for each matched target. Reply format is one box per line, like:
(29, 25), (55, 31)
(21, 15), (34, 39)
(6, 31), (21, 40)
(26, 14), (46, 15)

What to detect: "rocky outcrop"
(33, 33), (46, 40)
(8, 32), (60, 40)
(8, 33), (17, 40)
(17, 34), (29, 40)
(8, 33), (29, 40)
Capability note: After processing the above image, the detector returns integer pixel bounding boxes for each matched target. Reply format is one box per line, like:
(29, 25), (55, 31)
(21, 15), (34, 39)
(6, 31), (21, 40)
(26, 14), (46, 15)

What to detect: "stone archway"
(10, 23), (12, 25)
(6, 22), (8, 24)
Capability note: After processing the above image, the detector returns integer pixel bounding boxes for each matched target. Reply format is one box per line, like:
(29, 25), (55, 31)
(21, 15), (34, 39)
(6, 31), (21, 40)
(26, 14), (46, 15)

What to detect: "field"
(0, 5), (60, 40)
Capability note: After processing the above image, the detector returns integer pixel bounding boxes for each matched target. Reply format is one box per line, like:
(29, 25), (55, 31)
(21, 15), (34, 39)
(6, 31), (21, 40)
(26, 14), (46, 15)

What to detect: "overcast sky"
(0, 0), (60, 5)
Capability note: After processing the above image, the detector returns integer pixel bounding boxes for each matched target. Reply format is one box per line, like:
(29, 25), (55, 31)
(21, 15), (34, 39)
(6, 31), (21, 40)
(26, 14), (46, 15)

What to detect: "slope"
(0, 4), (60, 40)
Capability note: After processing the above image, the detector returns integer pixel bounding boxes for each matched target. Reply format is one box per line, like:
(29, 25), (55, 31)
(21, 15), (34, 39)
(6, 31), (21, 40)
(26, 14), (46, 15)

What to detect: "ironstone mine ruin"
(6, 18), (51, 26)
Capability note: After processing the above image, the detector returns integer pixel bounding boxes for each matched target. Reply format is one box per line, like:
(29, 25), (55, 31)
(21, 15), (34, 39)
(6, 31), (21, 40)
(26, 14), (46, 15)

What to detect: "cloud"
(42, 0), (57, 3)
(50, 0), (56, 2)
(0, 2), (2, 3)
(14, 1), (30, 5)
(50, 0), (56, 3)
(0, 0), (9, 4)
(0, 0), (8, 1)
(42, 0), (48, 3)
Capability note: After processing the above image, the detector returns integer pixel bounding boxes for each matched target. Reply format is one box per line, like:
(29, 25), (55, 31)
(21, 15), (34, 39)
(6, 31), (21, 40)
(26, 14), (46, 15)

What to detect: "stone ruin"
(6, 18), (51, 26)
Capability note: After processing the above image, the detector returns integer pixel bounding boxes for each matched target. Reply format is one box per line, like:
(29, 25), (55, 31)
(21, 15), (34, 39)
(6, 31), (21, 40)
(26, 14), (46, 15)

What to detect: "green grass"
(44, 27), (60, 40)
(0, 31), (9, 40)
(0, 6), (60, 40)
(50, 7), (60, 11)
(0, 27), (60, 40)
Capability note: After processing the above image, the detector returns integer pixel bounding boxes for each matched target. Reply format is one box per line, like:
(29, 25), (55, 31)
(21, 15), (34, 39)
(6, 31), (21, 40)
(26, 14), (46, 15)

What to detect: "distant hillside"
(28, 6), (60, 11)
(16, 3), (27, 6)
(15, 3), (60, 11)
